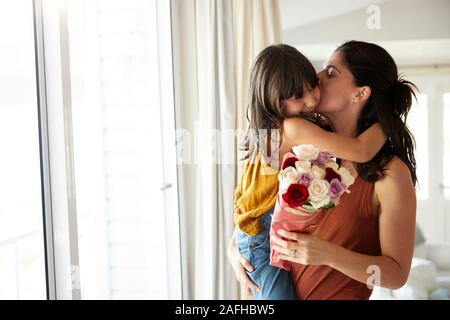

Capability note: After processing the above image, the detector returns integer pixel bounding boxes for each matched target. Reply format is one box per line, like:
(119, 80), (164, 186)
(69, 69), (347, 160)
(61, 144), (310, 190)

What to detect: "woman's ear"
(352, 86), (371, 103)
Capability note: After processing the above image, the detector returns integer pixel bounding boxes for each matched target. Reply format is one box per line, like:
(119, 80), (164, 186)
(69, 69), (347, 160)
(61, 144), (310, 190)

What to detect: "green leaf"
(322, 202), (336, 210)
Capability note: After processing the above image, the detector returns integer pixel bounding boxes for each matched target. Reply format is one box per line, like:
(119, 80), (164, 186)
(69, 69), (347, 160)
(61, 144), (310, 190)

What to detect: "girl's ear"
(352, 86), (371, 103)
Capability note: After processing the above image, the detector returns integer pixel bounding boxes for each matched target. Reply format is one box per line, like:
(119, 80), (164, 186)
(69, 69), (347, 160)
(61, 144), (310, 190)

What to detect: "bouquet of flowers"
(269, 144), (356, 271)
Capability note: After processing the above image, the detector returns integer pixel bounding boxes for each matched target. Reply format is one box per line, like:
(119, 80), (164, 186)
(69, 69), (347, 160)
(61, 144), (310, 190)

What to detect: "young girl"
(232, 44), (386, 299)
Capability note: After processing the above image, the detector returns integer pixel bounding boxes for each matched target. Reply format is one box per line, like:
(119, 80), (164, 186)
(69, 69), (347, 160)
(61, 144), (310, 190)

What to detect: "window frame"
(33, 0), (81, 300)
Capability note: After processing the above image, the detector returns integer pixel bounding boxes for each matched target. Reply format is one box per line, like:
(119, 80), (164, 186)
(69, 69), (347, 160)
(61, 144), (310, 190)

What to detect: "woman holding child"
(228, 40), (417, 300)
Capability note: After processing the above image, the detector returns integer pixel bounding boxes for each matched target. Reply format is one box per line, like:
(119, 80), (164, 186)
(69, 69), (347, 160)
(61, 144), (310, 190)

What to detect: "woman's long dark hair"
(336, 40), (417, 185)
(241, 44), (319, 162)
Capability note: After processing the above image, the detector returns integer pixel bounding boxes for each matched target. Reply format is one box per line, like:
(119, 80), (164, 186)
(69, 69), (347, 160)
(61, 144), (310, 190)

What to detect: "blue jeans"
(235, 208), (297, 300)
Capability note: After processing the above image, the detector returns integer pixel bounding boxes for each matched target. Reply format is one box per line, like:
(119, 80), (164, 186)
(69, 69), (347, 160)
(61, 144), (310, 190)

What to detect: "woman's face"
(316, 51), (358, 114)
(283, 84), (321, 116)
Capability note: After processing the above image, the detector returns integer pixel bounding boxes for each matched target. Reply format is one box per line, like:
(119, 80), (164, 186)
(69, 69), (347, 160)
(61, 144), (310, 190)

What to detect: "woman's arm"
(330, 158), (416, 288)
(271, 157), (416, 289)
(283, 117), (386, 163)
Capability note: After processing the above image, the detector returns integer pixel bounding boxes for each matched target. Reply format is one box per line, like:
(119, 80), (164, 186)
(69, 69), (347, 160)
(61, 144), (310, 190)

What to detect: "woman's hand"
(271, 229), (337, 266)
(227, 231), (260, 297)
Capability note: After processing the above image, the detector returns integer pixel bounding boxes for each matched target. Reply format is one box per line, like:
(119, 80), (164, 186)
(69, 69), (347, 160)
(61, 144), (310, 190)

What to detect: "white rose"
(292, 144), (319, 161)
(325, 161), (339, 171)
(283, 167), (299, 184)
(308, 179), (331, 209)
(338, 167), (355, 187)
(280, 167), (299, 192)
(295, 160), (311, 174)
(311, 165), (325, 179)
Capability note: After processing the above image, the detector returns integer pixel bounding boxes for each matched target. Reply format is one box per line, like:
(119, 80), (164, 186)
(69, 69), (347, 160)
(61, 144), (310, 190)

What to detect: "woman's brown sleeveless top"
(290, 176), (382, 300)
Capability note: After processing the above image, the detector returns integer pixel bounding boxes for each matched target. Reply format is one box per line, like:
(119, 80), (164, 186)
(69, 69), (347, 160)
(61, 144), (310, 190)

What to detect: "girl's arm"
(272, 157), (416, 289)
(283, 117), (386, 163)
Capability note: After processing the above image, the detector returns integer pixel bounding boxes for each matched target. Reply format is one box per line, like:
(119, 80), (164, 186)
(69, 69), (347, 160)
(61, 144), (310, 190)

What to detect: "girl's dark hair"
(241, 44), (319, 162)
(336, 40), (417, 185)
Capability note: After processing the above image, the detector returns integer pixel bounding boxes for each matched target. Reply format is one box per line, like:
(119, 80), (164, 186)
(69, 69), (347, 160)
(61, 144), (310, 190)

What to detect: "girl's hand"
(227, 233), (260, 297)
(271, 229), (337, 266)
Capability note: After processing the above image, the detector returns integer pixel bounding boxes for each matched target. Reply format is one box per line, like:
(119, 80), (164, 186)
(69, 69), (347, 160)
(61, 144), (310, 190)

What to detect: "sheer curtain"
(234, 0), (282, 141)
(171, 0), (281, 299)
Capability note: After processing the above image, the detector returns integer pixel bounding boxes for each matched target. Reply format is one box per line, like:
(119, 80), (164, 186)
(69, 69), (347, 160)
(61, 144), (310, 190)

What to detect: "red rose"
(282, 156), (298, 170)
(282, 183), (309, 207)
(325, 167), (341, 183)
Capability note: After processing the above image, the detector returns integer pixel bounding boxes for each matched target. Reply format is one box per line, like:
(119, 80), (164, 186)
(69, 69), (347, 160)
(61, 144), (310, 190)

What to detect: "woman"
(232, 44), (385, 300)
(228, 40), (417, 299)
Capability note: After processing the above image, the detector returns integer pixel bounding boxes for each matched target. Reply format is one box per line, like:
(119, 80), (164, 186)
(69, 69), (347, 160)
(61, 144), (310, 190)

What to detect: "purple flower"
(299, 173), (312, 186)
(315, 150), (332, 165)
(310, 160), (322, 167)
(329, 178), (345, 199)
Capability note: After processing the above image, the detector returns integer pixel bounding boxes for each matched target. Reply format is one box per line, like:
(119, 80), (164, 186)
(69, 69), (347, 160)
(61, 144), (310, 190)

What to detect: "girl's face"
(283, 84), (321, 116)
(316, 51), (357, 114)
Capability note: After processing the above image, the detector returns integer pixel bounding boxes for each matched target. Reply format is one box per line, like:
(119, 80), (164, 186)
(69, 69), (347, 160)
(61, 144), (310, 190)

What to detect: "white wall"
(279, 0), (450, 68)
(279, 0), (388, 31)
(281, 0), (450, 45)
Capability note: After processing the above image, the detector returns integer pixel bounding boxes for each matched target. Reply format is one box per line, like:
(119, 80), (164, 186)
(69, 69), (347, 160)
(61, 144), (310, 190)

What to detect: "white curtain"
(234, 0), (282, 137)
(171, 0), (281, 299)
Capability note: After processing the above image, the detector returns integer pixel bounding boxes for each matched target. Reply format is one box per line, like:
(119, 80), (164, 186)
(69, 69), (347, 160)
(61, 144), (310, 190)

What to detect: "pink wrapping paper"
(269, 153), (327, 271)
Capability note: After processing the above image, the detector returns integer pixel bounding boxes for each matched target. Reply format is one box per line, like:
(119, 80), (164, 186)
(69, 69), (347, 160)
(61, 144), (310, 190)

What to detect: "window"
(0, 0), (180, 300)
(67, 0), (174, 299)
(443, 93), (450, 199)
(0, 0), (46, 299)
(407, 93), (429, 200)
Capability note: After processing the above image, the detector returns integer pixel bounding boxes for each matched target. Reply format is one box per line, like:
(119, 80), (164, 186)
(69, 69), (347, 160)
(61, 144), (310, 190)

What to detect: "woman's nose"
(317, 70), (326, 81)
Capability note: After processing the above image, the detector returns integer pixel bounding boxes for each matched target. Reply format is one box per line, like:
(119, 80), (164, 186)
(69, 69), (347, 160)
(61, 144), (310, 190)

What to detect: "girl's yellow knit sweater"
(234, 151), (279, 236)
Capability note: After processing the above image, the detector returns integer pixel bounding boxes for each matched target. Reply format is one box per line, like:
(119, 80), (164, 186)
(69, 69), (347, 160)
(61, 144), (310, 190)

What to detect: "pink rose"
(329, 178), (345, 200)
(315, 150), (332, 165)
(299, 173), (312, 186)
